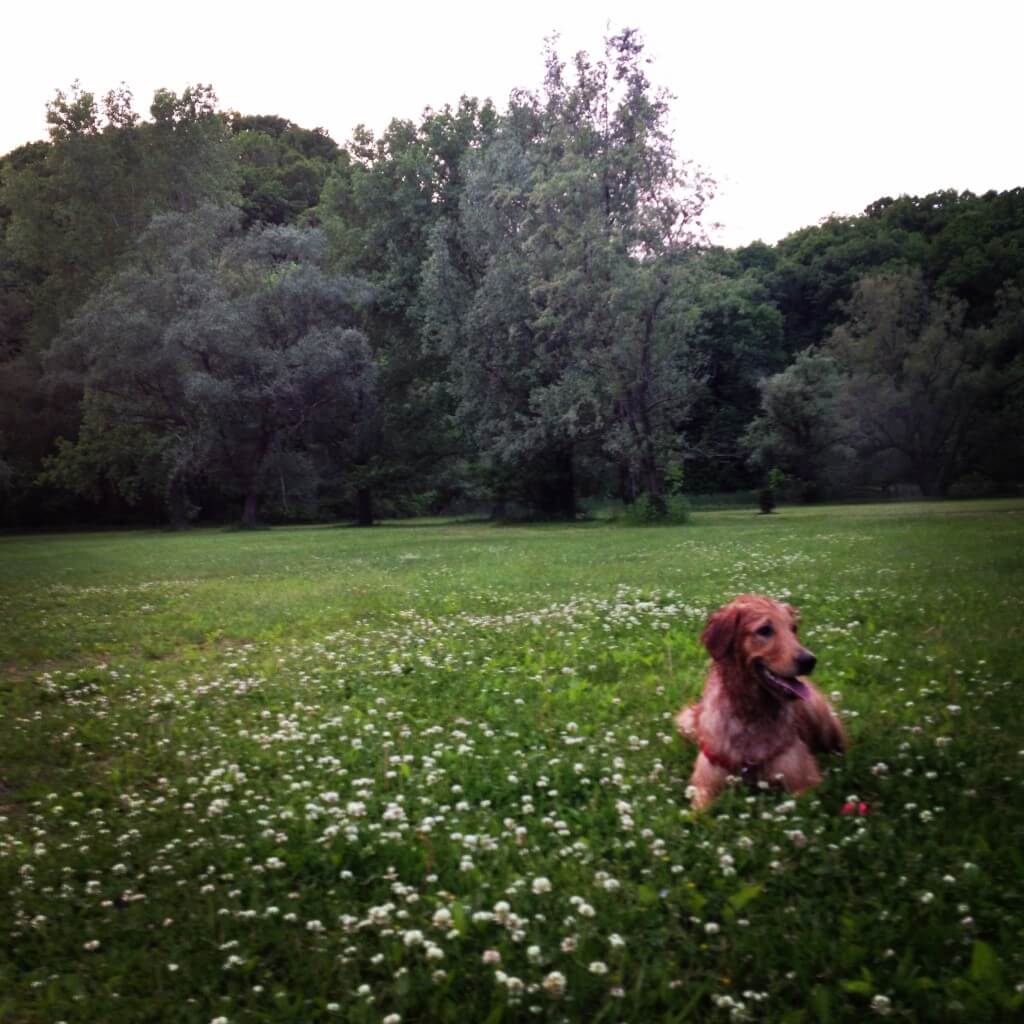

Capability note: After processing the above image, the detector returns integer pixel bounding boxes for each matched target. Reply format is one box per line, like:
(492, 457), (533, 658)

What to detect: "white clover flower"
(870, 993), (892, 1015)
(482, 949), (502, 965)
(527, 945), (543, 964)
(609, 933), (626, 949)
(589, 961), (609, 975)
(705, 922), (720, 935)
(402, 929), (424, 947)
(542, 971), (567, 997)
(432, 908), (452, 928)
(83, 939), (101, 951)
(532, 876), (552, 894)
(383, 1015), (402, 1024)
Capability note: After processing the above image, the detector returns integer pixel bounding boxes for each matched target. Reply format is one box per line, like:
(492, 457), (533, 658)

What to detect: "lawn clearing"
(2, 501), (1023, 1022)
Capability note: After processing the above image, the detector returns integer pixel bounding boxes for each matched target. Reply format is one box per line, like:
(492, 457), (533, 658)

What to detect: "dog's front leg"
(688, 752), (728, 810)
(766, 741), (822, 795)
(674, 702), (701, 743)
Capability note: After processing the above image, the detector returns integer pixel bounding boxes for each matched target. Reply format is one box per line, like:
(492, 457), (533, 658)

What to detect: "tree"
(423, 30), (712, 517)
(826, 271), (1022, 496)
(742, 350), (854, 499)
(670, 249), (786, 493)
(229, 114), (341, 227)
(317, 98), (498, 520)
(45, 206), (376, 526)
(3, 83), (235, 349)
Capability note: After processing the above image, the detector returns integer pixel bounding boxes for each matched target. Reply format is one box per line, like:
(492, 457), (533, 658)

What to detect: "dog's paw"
(675, 705), (698, 741)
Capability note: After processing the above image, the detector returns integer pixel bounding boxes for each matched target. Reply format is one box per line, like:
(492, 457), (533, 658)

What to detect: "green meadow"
(2, 501), (1023, 1023)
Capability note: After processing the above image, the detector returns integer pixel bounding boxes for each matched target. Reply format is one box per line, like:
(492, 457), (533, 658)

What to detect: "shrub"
(759, 467), (786, 514)
(623, 492), (690, 525)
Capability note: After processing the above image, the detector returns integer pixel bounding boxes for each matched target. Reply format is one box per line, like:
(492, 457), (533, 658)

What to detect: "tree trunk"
(638, 443), (662, 500)
(490, 496), (508, 521)
(241, 489), (260, 528)
(619, 463), (637, 505)
(356, 486), (374, 527)
(551, 447), (577, 520)
(910, 458), (942, 498)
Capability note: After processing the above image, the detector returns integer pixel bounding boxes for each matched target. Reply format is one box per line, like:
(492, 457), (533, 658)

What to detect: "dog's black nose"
(796, 651), (817, 675)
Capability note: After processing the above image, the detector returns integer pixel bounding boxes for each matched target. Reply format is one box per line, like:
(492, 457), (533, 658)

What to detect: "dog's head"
(700, 594), (816, 701)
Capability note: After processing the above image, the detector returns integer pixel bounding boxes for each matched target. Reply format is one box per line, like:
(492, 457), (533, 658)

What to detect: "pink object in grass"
(841, 801), (869, 816)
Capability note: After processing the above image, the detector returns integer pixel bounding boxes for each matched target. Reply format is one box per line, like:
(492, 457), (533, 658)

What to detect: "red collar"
(700, 740), (767, 777)
(701, 740), (744, 774)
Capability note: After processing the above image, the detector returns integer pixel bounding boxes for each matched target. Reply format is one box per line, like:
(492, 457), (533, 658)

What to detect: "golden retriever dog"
(675, 594), (846, 810)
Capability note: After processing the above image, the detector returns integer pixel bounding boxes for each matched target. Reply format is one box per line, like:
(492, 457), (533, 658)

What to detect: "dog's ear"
(783, 603), (801, 629)
(701, 605), (740, 661)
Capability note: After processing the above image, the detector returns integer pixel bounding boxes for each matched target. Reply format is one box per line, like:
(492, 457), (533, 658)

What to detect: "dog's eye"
(755, 624), (774, 638)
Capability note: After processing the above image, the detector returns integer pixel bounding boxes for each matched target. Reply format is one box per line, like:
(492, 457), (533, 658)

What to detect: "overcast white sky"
(4, 0), (1021, 247)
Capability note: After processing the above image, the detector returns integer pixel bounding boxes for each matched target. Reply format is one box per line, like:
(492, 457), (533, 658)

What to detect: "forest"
(1, 31), (1022, 528)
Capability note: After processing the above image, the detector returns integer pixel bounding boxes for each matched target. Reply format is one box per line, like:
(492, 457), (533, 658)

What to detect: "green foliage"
(623, 466), (691, 524)
(623, 491), (692, 525)
(757, 467), (786, 513)
(2, 57), (1024, 526)
(2, 83), (235, 348)
(230, 114), (340, 227)
(743, 352), (854, 500)
(766, 188), (1024, 352)
(422, 31), (711, 516)
(315, 98), (498, 519)
(45, 206), (376, 525)
(623, 491), (666, 523)
(826, 270), (1023, 495)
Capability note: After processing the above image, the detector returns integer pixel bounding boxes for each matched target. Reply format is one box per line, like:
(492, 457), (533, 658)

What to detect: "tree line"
(1, 32), (1022, 528)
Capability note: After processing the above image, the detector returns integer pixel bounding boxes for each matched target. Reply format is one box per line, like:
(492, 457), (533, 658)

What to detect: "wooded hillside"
(2, 33), (1021, 527)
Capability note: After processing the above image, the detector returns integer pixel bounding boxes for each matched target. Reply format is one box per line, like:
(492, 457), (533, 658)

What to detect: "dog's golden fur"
(675, 594), (846, 810)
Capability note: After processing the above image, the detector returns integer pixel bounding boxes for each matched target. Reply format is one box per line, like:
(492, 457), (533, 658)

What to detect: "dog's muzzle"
(756, 661), (811, 701)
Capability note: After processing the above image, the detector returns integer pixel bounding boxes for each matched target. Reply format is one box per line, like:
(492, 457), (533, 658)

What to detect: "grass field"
(2, 501), (1023, 1023)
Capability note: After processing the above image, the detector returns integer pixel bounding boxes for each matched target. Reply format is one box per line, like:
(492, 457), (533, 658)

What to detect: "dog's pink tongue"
(773, 673), (810, 700)
(783, 677), (811, 700)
